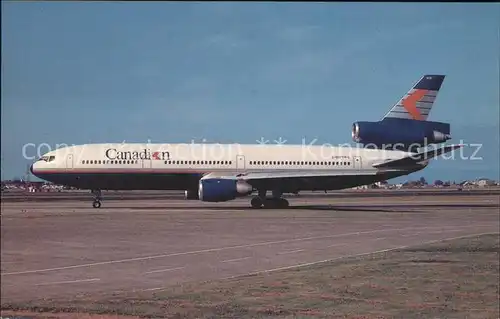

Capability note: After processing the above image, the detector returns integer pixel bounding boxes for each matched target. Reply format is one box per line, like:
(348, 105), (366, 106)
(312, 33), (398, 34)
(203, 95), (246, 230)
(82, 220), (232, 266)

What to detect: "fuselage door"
(236, 155), (245, 170)
(353, 156), (362, 169)
(66, 154), (74, 169)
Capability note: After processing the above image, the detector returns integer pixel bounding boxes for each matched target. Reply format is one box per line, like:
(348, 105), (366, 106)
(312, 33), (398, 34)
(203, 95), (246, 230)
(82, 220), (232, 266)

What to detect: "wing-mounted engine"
(352, 118), (451, 150)
(198, 178), (253, 202)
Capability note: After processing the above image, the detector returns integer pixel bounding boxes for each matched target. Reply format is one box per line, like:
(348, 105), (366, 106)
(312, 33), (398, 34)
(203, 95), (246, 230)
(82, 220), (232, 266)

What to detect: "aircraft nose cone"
(30, 164), (35, 175)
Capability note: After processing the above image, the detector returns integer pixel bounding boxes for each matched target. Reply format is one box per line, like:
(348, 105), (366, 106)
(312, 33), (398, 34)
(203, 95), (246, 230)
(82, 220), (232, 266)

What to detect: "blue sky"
(2, 2), (499, 182)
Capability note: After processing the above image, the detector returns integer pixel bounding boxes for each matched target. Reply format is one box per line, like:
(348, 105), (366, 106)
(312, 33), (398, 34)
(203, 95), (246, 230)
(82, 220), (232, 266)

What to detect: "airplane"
(30, 74), (461, 209)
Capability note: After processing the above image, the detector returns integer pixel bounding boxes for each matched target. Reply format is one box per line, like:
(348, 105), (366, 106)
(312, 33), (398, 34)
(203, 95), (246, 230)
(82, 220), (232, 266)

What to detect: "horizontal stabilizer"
(373, 144), (463, 169)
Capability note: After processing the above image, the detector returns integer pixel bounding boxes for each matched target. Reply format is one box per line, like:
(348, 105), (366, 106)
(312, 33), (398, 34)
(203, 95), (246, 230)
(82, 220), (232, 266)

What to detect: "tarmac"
(1, 190), (499, 305)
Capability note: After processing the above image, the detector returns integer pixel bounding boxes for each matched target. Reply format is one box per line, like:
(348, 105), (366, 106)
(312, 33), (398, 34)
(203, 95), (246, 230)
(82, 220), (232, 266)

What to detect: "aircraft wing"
(203, 170), (381, 192)
(372, 144), (463, 169)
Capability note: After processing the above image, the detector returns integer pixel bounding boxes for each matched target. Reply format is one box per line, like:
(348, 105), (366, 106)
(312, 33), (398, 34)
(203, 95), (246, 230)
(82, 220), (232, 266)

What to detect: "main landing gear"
(91, 189), (102, 208)
(250, 190), (289, 209)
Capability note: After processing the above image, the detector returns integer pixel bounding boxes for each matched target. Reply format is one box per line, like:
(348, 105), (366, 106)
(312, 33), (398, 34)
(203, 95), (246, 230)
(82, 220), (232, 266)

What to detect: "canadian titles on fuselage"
(105, 148), (171, 161)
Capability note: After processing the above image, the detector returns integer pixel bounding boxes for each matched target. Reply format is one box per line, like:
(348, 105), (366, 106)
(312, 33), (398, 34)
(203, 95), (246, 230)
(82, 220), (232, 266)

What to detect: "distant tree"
(434, 180), (444, 186)
(419, 177), (427, 185)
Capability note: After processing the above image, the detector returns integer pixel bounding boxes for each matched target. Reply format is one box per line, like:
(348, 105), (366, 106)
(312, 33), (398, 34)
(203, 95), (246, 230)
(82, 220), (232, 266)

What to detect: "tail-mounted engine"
(352, 118), (451, 150)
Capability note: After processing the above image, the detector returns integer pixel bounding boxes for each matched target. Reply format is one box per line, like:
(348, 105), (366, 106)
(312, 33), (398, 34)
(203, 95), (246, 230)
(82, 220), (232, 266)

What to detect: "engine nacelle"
(184, 189), (199, 200)
(198, 178), (253, 202)
(352, 118), (451, 149)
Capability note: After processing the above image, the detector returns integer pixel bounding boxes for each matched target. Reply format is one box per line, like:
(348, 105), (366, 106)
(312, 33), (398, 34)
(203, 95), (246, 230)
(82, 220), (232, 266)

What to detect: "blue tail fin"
(383, 75), (445, 121)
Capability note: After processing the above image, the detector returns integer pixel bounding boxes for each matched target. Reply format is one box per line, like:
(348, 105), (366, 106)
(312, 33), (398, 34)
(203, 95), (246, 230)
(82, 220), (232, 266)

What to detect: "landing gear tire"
(91, 189), (102, 208)
(251, 197), (263, 209)
(262, 198), (289, 209)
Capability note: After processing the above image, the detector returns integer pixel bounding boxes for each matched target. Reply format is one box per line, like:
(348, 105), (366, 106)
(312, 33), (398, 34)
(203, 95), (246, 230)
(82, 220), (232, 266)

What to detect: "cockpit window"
(37, 156), (55, 162)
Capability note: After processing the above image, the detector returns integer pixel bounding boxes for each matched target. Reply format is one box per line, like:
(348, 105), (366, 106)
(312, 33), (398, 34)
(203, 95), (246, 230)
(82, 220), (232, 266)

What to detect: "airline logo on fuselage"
(105, 148), (171, 161)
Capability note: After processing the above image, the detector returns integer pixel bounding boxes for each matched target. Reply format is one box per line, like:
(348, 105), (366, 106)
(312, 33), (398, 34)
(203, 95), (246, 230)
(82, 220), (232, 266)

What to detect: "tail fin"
(383, 75), (445, 121)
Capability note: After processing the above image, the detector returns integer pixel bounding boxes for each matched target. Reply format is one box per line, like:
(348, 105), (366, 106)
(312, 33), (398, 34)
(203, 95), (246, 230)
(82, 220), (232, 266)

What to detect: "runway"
(1, 192), (499, 305)
(2, 187), (499, 202)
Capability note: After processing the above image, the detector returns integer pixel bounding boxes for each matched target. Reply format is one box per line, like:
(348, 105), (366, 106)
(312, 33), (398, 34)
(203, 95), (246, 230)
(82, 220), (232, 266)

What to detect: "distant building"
(477, 178), (496, 187)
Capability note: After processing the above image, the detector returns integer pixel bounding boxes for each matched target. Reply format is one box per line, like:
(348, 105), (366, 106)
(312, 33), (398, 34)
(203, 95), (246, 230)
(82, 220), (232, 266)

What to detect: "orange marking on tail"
(402, 89), (427, 120)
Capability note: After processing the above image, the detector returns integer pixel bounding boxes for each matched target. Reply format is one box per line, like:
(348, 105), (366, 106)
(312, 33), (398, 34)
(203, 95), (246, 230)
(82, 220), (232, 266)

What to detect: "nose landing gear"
(91, 189), (102, 208)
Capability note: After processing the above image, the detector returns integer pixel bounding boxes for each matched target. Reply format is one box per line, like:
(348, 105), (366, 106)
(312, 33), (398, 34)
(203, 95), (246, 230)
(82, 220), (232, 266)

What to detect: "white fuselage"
(31, 143), (422, 192)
